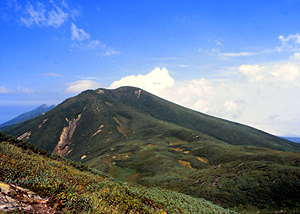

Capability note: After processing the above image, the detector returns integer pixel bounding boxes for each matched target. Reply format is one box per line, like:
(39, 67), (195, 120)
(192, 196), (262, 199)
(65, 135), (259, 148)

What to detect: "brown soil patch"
(171, 147), (184, 152)
(178, 160), (194, 170)
(196, 156), (209, 163)
(105, 102), (114, 106)
(147, 144), (158, 147)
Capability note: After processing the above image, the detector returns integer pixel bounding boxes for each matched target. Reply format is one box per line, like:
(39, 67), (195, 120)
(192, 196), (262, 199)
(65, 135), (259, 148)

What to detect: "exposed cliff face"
(53, 114), (82, 156)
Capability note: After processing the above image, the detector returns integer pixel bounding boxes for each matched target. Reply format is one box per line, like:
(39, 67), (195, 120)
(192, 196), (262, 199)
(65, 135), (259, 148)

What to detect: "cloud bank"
(110, 68), (175, 95)
(65, 80), (102, 94)
(0, 86), (34, 94)
(109, 58), (300, 137)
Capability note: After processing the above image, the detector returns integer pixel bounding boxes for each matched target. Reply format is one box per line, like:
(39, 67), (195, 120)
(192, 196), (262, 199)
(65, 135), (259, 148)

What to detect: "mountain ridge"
(4, 86), (300, 211)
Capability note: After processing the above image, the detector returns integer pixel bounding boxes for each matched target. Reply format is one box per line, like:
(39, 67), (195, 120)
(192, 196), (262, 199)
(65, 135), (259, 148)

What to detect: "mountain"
(5, 86), (300, 212)
(0, 104), (55, 132)
(281, 136), (300, 143)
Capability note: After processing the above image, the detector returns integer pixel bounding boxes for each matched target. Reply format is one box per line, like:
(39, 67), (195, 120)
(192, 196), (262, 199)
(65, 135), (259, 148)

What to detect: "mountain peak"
(0, 104), (55, 131)
(4, 86), (300, 211)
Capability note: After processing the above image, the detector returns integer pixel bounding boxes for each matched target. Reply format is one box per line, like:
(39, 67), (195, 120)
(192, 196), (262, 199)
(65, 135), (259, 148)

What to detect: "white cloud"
(71, 23), (90, 41)
(70, 38), (121, 57)
(18, 86), (34, 93)
(270, 63), (300, 82)
(85, 40), (106, 49)
(130, 54), (300, 136)
(289, 52), (300, 60)
(47, 4), (68, 27)
(151, 57), (180, 61)
(0, 86), (13, 94)
(158, 72), (300, 136)
(104, 48), (121, 56)
(0, 86), (34, 94)
(215, 40), (222, 46)
(110, 68), (175, 95)
(279, 33), (300, 45)
(42, 73), (64, 77)
(221, 100), (242, 119)
(277, 33), (300, 52)
(178, 64), (188, 68)
(20, 2), (46, 27)
(20, 1), (69, 28)
(238, 62), (300, 83)
(221, 52), (256, 57)
(238, 64), (264, 82)
(65, 80), (102, 94)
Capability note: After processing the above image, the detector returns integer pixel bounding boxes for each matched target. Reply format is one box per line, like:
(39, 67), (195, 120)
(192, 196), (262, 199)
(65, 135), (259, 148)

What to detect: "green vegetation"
(3, 86), (300, 212)
(0, 132), (236, 213)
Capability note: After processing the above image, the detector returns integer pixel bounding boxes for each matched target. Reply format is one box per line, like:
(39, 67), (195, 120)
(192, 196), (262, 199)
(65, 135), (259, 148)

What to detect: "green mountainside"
(0, 132), (235, 213)
(5, 86), (300, 212)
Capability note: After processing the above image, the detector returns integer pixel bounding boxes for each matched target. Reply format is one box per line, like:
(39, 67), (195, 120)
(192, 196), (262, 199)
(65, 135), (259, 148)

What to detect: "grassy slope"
(109, 86), (300, 152)
(4, 87), (300, 212)
(0, 132), (236, 214)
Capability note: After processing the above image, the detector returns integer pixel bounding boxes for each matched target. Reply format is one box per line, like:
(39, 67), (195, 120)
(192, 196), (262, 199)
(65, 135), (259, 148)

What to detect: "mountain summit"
(5, 86), (300, 211)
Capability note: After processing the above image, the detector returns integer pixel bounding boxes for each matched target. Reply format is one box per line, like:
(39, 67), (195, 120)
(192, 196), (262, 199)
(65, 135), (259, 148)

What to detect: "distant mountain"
(0, 104), (55, 131)
(281, 137), (300, 143)
(5, 86), (300, 212)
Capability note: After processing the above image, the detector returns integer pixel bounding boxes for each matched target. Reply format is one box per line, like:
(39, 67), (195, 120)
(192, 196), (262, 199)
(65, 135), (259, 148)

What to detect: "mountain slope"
(105, 87), (300, 152)
(0, 104), (55, 132)
(5, 86), (300, 212)
(0, 132), (236, 214)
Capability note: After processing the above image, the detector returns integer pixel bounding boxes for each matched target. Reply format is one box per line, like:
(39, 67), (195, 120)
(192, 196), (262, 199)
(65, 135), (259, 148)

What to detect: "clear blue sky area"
(1, 0), (300, 136)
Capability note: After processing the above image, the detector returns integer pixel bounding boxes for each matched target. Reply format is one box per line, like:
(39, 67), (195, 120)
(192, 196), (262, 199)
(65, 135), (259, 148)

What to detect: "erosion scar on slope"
(53, 114), (82, 156)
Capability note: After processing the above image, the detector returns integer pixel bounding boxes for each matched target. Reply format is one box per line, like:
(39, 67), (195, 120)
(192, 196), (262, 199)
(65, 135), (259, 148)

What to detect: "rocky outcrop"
(0, 181), (57, 213)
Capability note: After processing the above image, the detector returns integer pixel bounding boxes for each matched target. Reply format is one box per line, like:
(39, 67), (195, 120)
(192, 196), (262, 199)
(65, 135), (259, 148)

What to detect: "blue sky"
(1, 0), (300, 137)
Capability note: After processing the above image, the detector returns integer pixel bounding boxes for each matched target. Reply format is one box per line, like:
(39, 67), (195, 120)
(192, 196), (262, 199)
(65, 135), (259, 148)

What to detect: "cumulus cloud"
(65, 80), (102, 94)
(109, 68), (175, 95)
(290, 52), (300, 60)
(238, 62), (300, 83)
(238, 64), (264, 82)
(160, 78), (243, 120)
(20, 1), (69, 28)
(71, 23), (90, 41)
(140, 54), (300, 136)
(270, 63), (300, 82)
